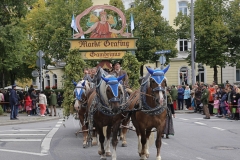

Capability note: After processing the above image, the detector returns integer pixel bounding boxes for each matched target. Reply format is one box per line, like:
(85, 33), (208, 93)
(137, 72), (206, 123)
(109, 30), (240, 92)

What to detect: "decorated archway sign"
(68, 5), (138, 60)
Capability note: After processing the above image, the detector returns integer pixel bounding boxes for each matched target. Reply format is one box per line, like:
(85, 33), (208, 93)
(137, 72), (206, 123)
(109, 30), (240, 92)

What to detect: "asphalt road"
(0, 113), (239, 160)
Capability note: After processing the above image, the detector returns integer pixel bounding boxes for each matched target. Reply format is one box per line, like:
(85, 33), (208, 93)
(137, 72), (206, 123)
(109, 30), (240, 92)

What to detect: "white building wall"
(222, 65), (235, 84)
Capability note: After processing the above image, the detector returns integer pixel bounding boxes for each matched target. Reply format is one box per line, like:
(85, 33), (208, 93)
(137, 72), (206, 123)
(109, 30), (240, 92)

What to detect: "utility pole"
(191, 0), (196, 85)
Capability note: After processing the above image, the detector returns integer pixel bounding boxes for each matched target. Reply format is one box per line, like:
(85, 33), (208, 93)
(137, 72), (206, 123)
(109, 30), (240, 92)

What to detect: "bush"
(0, 106), (3, 115)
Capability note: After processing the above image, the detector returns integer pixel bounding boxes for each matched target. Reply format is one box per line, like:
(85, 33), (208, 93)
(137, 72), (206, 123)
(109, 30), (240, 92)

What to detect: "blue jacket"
(178, 88), (184, 99)
(184, 89), (191, 99)
(9, 89), (19, 106)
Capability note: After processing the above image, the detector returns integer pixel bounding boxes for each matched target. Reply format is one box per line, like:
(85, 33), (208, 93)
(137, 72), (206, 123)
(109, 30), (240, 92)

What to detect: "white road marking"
(192, 118), (223, 120)
(0, 130), (50, 132)
(57, 121), (62, 124)
(41, 119), (63, 154)
(0, 120), (63, 156)
(0, 139), (42, 142)
(196, 157), (206, 160)
(0, 149), (47, 156)
(212, 127), (225, 131)
(0, 134), (45, 136)
(55, 124), (61, 127)
(194, 122), (206, 125)
(179, 118), (189, 120)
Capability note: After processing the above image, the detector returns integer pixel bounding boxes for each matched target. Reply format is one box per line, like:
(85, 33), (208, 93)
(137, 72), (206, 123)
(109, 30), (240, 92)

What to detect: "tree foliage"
(24, 0), (92, 66)
(0, 0), (37, 87)
(174, 0), (231, 83)
(62, 49), (87, 117)
(225, 0), (240, 66)
(122, 52), (141, 90)
(130, 0), (178, 64)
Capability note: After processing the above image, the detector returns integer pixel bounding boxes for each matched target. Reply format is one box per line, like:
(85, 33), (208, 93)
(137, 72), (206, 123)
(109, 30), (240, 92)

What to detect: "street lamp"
(191, 0), (196, 85)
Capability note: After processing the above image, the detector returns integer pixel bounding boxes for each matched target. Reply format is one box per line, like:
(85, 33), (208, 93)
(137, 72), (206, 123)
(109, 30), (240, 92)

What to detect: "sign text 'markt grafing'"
(78, 40), (130, 48)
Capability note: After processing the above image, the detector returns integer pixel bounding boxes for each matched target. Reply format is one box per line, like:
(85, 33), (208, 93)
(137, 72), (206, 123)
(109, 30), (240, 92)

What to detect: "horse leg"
(79, 110), (87, 148)
(155, 128), (163, 160)
(121, 119), (129, 147)
(105, 125), (112, 157)
(145, 129), (152, 158)
(92, 129), (98, 146)
(98, 127), (106, 160)
(139, 127), (147, 160)
(111, 123), (121, 160)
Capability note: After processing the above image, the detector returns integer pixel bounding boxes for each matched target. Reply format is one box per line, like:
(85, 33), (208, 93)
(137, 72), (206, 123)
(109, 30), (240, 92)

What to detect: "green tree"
(62, 49), (87, 116)
(175, 0), (230, 84)
(24, 0), (92, 66)
(122, 52), (141, 89)
(131, 0), (178, 64)
(0, 0), (37, 87)
(108, 0), (125, 31)
(225, 0), (240, 66)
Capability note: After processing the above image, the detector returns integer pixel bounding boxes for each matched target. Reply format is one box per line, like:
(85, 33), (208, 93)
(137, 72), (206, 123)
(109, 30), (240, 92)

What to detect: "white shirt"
(38, 94), (47, 105)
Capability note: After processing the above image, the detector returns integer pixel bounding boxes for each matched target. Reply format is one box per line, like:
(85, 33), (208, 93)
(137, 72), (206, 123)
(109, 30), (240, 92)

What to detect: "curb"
(0, 116), (62, 126)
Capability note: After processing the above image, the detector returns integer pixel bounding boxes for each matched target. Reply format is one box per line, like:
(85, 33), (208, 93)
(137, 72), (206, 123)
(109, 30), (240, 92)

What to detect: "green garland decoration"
(122, 52), (142, 90)
(62, 49), (86, 117)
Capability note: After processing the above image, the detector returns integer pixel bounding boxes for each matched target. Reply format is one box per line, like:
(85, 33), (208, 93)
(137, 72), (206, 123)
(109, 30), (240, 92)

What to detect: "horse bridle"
(75, 86), (88, 107)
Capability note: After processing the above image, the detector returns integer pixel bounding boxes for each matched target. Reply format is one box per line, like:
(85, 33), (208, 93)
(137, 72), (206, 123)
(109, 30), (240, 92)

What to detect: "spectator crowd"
(168, 81), (240, 120)
(0, 85), (63, 120)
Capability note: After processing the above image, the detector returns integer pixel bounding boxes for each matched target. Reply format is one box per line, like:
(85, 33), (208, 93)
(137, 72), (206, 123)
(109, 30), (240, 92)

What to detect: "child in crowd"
(213, 96), (219, 116)
(24, 93), (32, 116)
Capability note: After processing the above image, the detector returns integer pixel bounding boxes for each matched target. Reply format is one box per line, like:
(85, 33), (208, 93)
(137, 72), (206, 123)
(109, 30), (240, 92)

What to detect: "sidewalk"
(175, 109), (195, 114)
(0, 108), (63, 126)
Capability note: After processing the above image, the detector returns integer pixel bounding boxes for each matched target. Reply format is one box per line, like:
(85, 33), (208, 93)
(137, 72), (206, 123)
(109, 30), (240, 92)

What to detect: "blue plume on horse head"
(146, 65), (170, 85)
(162, 65), (170, 74)
(72, 80), (77, 86)
(101, 76), (109, 83)
(146, 67), (155, 75)
(117, 74), (125, 82)
(82, 80), (86, 87)
(101, 76), (121, 97)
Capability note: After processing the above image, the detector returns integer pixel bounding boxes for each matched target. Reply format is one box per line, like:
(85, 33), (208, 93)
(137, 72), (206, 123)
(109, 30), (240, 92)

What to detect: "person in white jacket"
(38, 91), (47, 117)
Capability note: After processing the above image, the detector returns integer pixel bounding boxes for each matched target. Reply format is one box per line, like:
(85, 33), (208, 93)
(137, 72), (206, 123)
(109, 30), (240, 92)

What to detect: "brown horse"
(73, 80), (97, 148)
(87, 68), (128, 160)
(127, 65), (170, 160)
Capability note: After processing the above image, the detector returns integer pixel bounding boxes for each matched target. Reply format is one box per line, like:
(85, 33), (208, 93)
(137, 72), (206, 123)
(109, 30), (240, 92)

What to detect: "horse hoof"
(98, 151), (102, 155)
(106, 152), (112, 157)
(139, 153), (141, 157)
(122, 143), (127, 147)
(100, 158), (107, 160)
(146, 154), (149, 158)
(83, 144), (86, 148)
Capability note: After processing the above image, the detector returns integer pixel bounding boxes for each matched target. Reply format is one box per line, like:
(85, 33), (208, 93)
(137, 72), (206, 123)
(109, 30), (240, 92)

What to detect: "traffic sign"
(155, 50), (171, 54)
(159, 55), (166, 65)
(31, 70), (39, 77)
(36, 58), (45, 68)
(36, 50), (45, 57)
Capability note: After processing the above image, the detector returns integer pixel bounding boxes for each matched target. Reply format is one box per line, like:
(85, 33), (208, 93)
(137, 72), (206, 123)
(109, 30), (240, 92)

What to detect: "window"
(236, 69), (240, 81)
(179, 67), (188, 85)
(53, 74), (57, 87)
(179, 39), (188, 52)
(179, 1), (188, 15)
(46, 74), (50, 87)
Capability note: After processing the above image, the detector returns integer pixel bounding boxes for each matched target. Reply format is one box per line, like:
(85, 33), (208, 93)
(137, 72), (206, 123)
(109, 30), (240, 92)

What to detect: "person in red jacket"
(24, 93), (32, 116)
